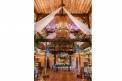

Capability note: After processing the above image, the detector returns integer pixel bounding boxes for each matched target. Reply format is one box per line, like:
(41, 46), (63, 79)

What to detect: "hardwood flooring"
(38, 70), (88, 81)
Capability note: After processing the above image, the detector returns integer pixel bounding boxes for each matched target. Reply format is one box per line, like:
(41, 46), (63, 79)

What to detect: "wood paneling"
(37, 15), (88, 26)
(34, 0), (92, 28)
(34, 0), (92, 14)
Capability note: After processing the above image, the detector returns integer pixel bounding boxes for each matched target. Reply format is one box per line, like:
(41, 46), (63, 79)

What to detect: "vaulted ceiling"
(34, 0), (92, 49)
(34, 0), (92, 15)
(34, 0), (92, 29)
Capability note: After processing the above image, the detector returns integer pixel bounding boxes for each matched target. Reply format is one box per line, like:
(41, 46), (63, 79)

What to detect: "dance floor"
(39, 70), (87, 81)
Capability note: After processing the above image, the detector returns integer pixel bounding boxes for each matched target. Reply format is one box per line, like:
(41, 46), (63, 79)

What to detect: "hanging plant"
(75, 34), (80, 40)
(34, 32), (44, 48)
(38, 42), (45, 50)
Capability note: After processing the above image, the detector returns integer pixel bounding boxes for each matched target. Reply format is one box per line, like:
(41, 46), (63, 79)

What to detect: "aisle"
(40, 70), (86, 81)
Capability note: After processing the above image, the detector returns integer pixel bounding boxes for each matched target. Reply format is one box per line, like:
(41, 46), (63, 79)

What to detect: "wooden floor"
(38, 70), (87, 81)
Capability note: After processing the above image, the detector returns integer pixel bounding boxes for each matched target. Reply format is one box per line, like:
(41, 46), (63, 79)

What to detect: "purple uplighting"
(45, 20), (80, 33)
(45, 20), (56, 33)
(69, 21), (80, 32)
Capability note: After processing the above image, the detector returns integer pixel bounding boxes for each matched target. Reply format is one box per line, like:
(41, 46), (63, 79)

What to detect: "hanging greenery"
(34, 32), (44, 48)
(75, 33), (81, 40)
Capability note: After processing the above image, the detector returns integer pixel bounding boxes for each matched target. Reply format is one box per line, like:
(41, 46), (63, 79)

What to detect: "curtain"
(46, 33), (56, 39)
(63, 7), (91, 35)
(35, 7), (62, 34)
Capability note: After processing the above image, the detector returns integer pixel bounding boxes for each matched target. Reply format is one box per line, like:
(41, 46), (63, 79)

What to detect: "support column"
(70, 55), (71, 65)
(43, 42), (49, 79)
(54, 53), (56, 65)
(77, 47), (82, 78)
(68, 55), (71, 71)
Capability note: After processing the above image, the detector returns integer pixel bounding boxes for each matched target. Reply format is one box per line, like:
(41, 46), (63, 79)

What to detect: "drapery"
(69, 33), (76, 39)
(35, 7), (91, 37)
(46, 33), (56, 39)
(63, 7), (91, 35)
(45, 33), (75, 39)
(34, 7), (62, 34)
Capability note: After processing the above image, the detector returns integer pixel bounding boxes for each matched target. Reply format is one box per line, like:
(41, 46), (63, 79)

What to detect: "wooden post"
(79, 51), (81, 73)
(54, 53), (56, 65)
(43, 42), (49, 79)
(44, 42), (47, 75)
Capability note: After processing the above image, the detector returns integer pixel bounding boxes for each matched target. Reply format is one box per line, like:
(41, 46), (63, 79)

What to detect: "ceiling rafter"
(34, 0), (92, 15)
(38, 13), (88, 18)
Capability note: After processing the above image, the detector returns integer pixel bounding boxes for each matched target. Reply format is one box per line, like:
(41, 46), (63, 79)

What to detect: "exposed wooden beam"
(36, 15), (39, 22)
(61, 0), (63, 14)
(87, 6), (92, 28)
(88, 6), (92, 15)
(39, 38), (90, 42)
(34, 7), (39, 22)
(86, 14), (90, 28)
(38, 13), (88, 17)
(34, 7), (38, 15)
(36, 13), (89, 25)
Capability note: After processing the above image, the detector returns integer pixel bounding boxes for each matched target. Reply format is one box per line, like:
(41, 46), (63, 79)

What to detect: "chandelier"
(55, 22), (70, 39)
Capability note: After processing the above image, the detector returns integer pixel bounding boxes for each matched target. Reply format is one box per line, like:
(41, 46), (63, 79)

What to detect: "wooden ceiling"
(34, 0), (92, 15)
